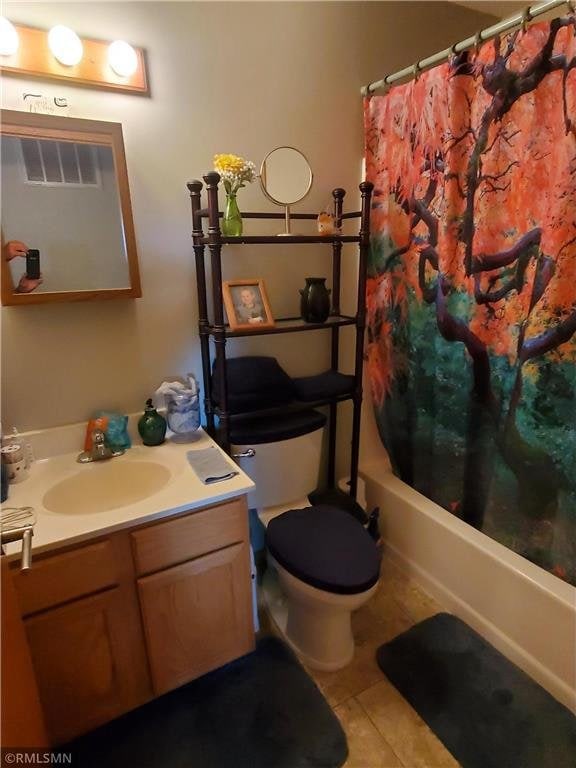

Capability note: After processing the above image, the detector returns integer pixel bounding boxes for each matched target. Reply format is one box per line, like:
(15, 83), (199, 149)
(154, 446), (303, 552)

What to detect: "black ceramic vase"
(300, 277), (331, 323)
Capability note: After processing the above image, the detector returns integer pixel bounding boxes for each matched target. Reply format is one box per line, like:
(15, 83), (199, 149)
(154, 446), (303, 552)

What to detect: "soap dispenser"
(138, 399), (167, 446)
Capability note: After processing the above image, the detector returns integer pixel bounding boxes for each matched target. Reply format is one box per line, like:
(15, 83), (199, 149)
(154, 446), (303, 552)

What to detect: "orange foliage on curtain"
(363, 14), (576, 582)
(365, 15), (576, 401)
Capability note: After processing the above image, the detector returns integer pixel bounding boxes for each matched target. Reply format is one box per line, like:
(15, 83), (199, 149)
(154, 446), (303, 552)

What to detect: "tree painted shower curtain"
(364, 13), (576, 585)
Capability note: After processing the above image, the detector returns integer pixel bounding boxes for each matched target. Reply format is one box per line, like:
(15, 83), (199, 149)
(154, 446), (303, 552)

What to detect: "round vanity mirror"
(260, 146), (313, 235)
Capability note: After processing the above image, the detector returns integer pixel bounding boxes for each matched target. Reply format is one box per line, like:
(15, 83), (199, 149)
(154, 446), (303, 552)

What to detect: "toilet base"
(262, 562), (378, 671)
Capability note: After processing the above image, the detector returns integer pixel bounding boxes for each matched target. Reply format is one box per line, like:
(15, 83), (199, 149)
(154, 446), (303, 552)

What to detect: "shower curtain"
(364, 13), (576, 585)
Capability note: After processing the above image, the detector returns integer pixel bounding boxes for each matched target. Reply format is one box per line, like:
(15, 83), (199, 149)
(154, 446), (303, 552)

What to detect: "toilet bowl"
(232, 415), (380, 671)
(264, 504), (380, 670)
(266, 557), (378, 670)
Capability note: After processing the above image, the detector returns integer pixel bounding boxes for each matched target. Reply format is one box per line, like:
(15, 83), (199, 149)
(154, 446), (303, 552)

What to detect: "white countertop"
(2, 428), (254, 559)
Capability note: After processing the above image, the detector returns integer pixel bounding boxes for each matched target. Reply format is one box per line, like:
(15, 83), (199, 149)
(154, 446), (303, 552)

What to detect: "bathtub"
(360, 455), (576, 712)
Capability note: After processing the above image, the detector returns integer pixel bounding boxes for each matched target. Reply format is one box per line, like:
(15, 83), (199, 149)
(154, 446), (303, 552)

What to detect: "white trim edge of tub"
(361, 462), (576, 713)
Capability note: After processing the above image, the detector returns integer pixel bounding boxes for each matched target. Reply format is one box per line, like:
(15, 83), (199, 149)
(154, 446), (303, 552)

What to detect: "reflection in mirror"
(2, 138), (129, 293)
(0, 110), (141, 305)
(260, 146), (313, 235)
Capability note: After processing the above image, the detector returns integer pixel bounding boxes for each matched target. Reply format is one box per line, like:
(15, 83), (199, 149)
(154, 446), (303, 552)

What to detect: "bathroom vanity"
(4, 429), (255, 744)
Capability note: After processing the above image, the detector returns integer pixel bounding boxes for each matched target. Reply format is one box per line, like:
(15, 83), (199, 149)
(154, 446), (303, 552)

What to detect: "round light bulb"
(108, 40), (137, 77)
(0, 17), (19, 56)
(48, 25), (83, 66)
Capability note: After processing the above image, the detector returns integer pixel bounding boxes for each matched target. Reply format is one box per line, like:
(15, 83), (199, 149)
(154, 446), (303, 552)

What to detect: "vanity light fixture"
(108, 40), (138, 77)
(0, 17), (19, 56)
(48, 24), (83, 66)
(0, 22), (149, 95)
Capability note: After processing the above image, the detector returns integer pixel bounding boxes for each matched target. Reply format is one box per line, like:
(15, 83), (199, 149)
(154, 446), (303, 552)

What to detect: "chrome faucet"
(77, 429), (125, 464)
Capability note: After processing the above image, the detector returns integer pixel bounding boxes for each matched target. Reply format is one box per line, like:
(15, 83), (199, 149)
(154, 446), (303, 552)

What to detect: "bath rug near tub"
(66, 636), (347, 768)
(377, 612), (576, 768)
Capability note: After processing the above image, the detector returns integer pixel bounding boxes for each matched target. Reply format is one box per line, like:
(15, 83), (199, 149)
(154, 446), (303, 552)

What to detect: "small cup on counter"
(1, 443), (29, 484)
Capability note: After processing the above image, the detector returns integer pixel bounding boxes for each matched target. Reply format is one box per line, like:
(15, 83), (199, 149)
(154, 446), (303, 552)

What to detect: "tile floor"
(260, 556), (461, 768)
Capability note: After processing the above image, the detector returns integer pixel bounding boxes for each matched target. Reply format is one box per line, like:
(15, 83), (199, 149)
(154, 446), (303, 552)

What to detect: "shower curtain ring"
(521, 6), (532, 33)
(413, 61), (421, 82)
(473, 31), (483, 57)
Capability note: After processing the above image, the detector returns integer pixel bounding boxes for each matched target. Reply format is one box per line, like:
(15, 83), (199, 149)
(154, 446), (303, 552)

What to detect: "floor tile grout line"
(352, 689), (408, 768)
(333, 695), (407, 768)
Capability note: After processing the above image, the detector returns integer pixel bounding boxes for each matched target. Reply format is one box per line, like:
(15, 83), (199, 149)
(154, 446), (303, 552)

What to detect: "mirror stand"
(278, 204), (292, 236)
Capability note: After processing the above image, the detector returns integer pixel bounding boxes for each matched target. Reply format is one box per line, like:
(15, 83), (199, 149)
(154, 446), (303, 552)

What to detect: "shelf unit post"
(203, 171), (230, 452)
(188, 179), (215, 436)
(349, 180), (374, 500)
(327, 187), (346, 487)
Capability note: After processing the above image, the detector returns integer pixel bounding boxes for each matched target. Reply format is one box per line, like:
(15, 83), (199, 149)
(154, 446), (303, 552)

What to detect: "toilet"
(232, 411), (381, 671)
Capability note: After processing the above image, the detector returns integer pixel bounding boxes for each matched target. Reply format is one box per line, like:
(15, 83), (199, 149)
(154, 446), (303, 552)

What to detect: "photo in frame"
(222, 279), (275, 331)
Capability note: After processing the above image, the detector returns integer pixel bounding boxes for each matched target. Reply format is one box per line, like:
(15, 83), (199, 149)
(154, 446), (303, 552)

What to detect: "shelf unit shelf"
(211, 314), (357, 338)
(214, 392), (355, 422)
(187, 172), (374, 498)
(199, 234), (361, 245)
(197, 209), (362, 221)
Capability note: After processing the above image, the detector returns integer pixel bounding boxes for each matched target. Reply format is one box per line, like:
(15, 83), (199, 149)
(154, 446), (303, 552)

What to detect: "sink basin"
(43, 460), (172, 515)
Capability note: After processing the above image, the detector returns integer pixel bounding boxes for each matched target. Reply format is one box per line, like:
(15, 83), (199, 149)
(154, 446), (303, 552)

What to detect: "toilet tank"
(231, 426), (324, 510)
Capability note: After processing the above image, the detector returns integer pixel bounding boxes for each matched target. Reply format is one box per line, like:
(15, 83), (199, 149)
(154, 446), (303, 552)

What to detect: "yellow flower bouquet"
(213, 153), (257, 236)
(214, 153), (257, 194)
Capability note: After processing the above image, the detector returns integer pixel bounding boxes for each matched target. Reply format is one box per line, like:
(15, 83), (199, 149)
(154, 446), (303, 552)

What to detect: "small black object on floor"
(377, 612), (576, 768)
(67, 637), (347, 768)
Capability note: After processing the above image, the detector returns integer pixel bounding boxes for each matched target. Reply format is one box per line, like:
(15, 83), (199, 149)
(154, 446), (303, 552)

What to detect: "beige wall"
(1, 1), (494, 433)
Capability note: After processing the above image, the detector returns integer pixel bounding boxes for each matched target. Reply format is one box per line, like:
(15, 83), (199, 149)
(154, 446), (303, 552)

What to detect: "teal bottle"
(138, 399), (167, 446)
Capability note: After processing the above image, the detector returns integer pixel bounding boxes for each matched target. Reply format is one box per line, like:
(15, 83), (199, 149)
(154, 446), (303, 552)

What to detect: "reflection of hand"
(16, 274), (43, 293)
(3, 240), (29, 261)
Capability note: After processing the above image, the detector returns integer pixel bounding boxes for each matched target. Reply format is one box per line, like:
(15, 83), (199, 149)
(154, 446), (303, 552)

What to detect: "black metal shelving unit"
(187, 172), (373, 499)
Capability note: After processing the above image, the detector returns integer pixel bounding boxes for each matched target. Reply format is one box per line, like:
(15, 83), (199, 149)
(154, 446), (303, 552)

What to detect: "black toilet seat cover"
(266, 505), (381, 595)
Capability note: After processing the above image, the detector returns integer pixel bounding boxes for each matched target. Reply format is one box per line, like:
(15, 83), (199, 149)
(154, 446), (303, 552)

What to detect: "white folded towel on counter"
(187, 447), (239, 484)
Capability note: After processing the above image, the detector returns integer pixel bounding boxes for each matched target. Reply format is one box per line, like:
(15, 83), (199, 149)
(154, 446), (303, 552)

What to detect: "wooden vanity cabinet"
(24, 586), (149, 743)
(134, 497), (254, 695)
(10, 495), (254, 744)
(11, 533), (150, 744)
(138, 541), (254, 694)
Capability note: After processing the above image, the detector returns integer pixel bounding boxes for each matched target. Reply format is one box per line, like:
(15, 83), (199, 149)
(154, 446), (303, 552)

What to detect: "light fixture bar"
(0, 23), (149, 96)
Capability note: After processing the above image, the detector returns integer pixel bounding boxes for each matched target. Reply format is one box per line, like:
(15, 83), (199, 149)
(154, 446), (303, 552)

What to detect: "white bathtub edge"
(384, 540), (576, 713)
(361, 463), (576, 713)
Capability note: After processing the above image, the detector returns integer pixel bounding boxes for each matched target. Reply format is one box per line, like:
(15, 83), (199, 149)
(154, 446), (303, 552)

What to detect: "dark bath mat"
(67, 636), (347, 768)
(377, 612), (576, 768)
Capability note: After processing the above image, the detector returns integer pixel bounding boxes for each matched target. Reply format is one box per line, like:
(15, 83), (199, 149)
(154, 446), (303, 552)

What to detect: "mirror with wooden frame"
(1, 110), (141, 305)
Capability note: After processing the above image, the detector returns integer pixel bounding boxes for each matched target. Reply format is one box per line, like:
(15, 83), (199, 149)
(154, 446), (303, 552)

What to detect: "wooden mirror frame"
(1, 110), (141, 305)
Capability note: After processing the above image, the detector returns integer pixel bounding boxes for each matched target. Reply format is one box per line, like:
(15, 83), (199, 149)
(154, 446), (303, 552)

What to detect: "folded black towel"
(212, 356), (296, 414)
(293, 371), (355, 402)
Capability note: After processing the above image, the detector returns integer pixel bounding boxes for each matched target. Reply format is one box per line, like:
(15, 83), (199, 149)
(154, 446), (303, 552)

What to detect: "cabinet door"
(25, 588), (150, 744)
(138, 542), (255, 695)
(1, 559), (48, 748)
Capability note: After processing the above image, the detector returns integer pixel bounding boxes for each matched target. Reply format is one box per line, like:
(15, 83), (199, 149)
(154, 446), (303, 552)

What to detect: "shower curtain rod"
(361, 0), (574, 95)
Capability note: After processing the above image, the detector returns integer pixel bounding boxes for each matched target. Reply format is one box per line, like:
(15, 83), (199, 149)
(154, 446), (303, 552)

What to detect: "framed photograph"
(222, 278), (275, 331)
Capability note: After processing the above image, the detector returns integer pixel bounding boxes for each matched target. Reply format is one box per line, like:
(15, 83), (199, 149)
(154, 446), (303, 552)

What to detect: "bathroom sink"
(43, 460), (172, 515)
